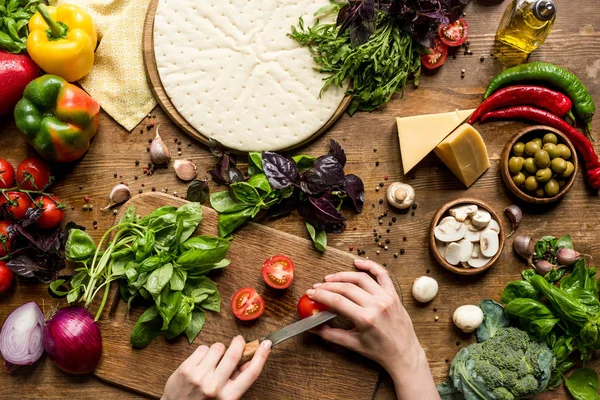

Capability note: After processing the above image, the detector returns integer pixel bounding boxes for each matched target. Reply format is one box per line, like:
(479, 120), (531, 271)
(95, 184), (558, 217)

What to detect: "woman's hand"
(162, 336), (271, 400)
(307, 259), (439, 400)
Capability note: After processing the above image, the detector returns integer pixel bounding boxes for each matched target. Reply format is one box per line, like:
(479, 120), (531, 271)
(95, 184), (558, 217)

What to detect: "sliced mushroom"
(485, 219), (500, 234)
(387, 183), (415, 209)
(468, 243), (492, 268)
(457, 239), (473, 263)
(435, 240), (447, 259)
(472, 210), (492, 228)
(440, 216), (457, 226)
(460, 261), (470, 268)
(449, 204), (478, 222)
(445, 243), (463, 265)
(480, 230), (500, 258)
(464, 221), (483, 242)
(434, 217), (467, 242)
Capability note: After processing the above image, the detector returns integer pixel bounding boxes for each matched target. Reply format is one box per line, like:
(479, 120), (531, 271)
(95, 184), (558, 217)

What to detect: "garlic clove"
(513, 235), (534, 261)
(150, 125), (171, 165)
(174, 159), (198, 181)
(101, 184), (131, 210)
(504, 205), (522, 238)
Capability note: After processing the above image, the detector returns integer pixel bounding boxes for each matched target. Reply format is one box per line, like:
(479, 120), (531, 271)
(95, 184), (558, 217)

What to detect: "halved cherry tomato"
(0, 221), (14, 257)
(0, 159), (15, 189)
(0, 261), (14, 293)
(232, 287), (265, 321)
(34, 195), (65, 230)
(437, 18), (468, 47)
(421, 38), (448, 70)
(16, 158), (52, 191)
(297, 294), (329, 319)
(1, 192), (33, 220)
(262, 255), (294, 289)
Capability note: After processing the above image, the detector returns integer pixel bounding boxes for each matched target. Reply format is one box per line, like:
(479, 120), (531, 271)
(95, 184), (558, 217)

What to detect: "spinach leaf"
(130, 306), (163, 349)
(501, 280), (539, 304)
(210, 191), (251, 213)
(545, 267), (567, 283)
(556, 235), (574, 250)
(230, 182), (262, 205)
(65, 229), (96, 262)
(504, 298), (559, 339)
(564, 368), (600, 400)
(475, 300), (509, 342)
(292, 154), (317, 170)
(185, 309), (206, 343)
(530, 275), (589, 327)
(262, 152), (298, 189)
(144, 263), (174, 298)
(217, 206), (254, 238)
(186, 180), (210, 203)
(156, 286), (182, 330)
(170, 268), (187, 291)
(247, 173), (272, 195)
(119, 205), (136, 224)
(248, 152), (264, 176)
(176, 202), (204, 243)
(522, 269), (537, 281)
(165, 299), (194, 340)
(305, 222), (327, 252)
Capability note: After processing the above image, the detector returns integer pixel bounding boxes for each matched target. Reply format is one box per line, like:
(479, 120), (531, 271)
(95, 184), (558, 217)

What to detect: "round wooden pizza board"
(142, 0), (352, 153)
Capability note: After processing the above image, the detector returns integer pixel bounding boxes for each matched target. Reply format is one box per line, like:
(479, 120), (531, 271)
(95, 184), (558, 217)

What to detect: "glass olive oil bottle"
(496, 0), (557, 53)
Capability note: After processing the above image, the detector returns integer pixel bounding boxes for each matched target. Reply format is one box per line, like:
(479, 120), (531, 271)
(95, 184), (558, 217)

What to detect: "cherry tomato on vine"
(297, 294), (330, 319)
(34, 195), (65, 230)
(16, 158), (52, 191)
(0, 261), (14, 293)
(421, 38), (448, 70)
(0, 221), (13, 257)
(0, 159), (15, 189)
(1, 192), (33, 220)
(262, 255), (294, 289)
(232, 287), (265, 321)
(437, 18), (468, 47)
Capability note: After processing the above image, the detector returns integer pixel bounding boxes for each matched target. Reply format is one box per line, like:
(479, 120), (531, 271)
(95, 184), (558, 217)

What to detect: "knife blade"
(239, 311), (336, 364)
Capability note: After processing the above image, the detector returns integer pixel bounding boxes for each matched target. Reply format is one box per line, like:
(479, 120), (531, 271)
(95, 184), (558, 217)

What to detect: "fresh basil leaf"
(176, 202), (204, 243)
(504, 298), (559, 339)
(177, 245), (230, 268)
(248, 152), (263, 176)
(136, 230), (155, 262)
(200, 292), (221, 313)
(247, 173), (272, 195)
(581, 321), (599, 346)
(475, 300), (509, 342)
(139, 287), (152, 301)
(145, 263), (174, 298)
(186, 180), (210, 203)
(156, 286), (182, 330)
(210, 191), (250, 213)
(111, 247), (134, 260)
(65, 229), (96, 262)
(0, 31), (21, 53)
(70, 270), (88, 289)
(262, 152), (299, 189)
(292, 154), (317, 171)
(501, 280), (539, 304)
(521, 269), (537, 281)
(185, 309), (206, 343)
(138, 255), (164, 273)
(164, 299), (194, 340)
(230, 182), (262, 205)
(119, 205), (135, 224)
(181, 236), (230, 252)
(186, 259), (230, 276)
(66, 285), (81, 304)
(556, 235), (573, 250)
(184, 276), (218, 300)
(170, 268), (187, 291)
(305, 222), (327, 253)
(110, 257), (128, 277)
(564, 368), (600, 400)
(545, 267), (567, 283)
(140, 206), (177, 226)
(217, 206), (254, 238)
(49, 279), (68, 297)
(300, 155), (345, 195)
(130, 305), (162, 349)
(129, 271), (149, 290)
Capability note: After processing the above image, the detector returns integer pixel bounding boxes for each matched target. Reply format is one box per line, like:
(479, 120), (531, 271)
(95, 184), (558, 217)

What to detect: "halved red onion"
(0, 302), (45, 371)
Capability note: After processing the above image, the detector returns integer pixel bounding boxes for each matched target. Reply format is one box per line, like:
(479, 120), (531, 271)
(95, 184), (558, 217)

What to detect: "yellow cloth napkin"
(52, 0), (157, 131)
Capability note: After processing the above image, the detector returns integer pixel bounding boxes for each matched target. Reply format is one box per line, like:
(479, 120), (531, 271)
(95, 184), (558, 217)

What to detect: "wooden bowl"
(500, 125), (578, 204)
(429, 198), (506, 276)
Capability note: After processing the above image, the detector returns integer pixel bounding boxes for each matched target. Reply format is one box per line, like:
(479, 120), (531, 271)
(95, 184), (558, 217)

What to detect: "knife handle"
(239, 339), (260, 366)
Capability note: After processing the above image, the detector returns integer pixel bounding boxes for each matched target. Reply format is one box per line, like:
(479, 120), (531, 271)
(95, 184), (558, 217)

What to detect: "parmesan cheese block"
(153, 0), (347, 152)
(434, 123), (490, 188)
(396, 109), (475, 173)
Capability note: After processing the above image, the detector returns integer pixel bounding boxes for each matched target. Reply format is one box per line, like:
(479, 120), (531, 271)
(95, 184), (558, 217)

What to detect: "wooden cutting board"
(94, 193), (400, 399)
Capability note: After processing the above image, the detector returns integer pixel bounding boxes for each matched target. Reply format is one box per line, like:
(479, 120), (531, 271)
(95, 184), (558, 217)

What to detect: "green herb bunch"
(54, 203), (230, 348)
(0, 0), (42, 53)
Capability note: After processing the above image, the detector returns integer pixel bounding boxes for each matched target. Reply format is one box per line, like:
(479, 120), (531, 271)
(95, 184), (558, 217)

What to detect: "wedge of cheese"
(434, 123), (490, 188)
(397, 109), (475, 173)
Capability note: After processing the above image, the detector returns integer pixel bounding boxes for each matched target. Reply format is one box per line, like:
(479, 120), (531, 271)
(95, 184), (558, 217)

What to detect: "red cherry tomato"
(421, 38), (448, 70)
(16, 158), (52, 191)
(0, 159), (15, 189)
(1, 192), (33, 220)
(262, 255), (294, 289)
(297, 294), (330, 319)
(34, 195), (65, 230)
(232, 287), (265, 321)
(0, 261), (14, 293)
(0, 221), (13, 257)
(437, 18), (468, 47)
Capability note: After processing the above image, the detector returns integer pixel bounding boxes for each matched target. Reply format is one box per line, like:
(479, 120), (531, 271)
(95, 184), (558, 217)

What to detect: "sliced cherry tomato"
(34, 195), (65, 230)
(1, 192), (33, 220)
(262, 255), (294, 289)
(297, 294), (330, 319)
(0, 261), (14, 293)
(437, 18), (468, 47)
(232, 287), (265, 321)
(421, 38), (448, 70)
(0, 159), (15, 189)
(0, 221), (14, 257)
(16, 158), (52, 191)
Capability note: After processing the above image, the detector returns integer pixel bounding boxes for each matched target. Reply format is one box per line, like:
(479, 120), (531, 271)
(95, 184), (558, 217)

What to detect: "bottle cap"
(534, 0), (556, 21)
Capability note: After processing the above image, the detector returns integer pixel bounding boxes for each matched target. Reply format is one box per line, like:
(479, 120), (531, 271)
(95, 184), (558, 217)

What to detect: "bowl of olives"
(501, 125), (578, 204)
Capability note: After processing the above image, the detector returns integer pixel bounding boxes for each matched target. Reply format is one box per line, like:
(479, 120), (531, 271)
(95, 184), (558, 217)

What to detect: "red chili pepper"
(469, 86), (574, 124)
(480, 106), (600, 189)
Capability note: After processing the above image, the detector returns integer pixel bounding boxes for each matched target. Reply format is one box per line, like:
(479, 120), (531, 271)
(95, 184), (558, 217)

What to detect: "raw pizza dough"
(153, 0), (347, 151)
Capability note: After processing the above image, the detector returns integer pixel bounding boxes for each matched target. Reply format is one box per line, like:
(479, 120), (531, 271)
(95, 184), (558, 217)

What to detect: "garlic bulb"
(174, 160), (197, 181)
(149, 125), (171, 165)
(101, 184), (131, 210)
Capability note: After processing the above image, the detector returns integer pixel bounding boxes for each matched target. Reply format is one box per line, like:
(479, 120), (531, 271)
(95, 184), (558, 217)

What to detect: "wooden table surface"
(1, 0), (599, 398)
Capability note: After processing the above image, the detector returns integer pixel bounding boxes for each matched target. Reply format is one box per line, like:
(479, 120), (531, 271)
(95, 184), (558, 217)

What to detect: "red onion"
(0, 302), (45, 372)
(43, 307), (102, 375)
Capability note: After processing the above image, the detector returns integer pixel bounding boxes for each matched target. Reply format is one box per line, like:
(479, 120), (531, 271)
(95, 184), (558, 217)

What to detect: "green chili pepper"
(484, 62), (596, 133)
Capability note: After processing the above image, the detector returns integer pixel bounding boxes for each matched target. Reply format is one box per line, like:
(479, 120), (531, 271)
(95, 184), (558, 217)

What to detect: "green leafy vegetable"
(475, 300), (509, 342)
(564, 368), (600, 400)
(0, 0), (41, 53)
(305, 222), (327, 253)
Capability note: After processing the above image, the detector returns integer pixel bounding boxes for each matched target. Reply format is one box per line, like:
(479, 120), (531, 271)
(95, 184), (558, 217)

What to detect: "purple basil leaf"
(344, 174), (365, 213)
(329, 139), (347, 167)
(298, 196), (346, 234)
(267, 196), (298, 220)
(262, 152), (299, 189)
(13, 225), (61, 253)
(336, 3), (353, 31)
(6, 253), (63, 283)
(20, 207), (43, 228)
(228, 167), (245, 184)
(300, 155), (345, 195)
(307, 195), (346, 223)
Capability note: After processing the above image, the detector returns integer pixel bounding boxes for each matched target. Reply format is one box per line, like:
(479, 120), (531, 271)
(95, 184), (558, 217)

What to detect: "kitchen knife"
(239, 311), (337, 364)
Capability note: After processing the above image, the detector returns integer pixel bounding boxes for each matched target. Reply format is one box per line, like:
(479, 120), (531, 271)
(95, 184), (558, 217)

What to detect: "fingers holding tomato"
(297, 294), (330, 319)
(16, 158), (52, 191)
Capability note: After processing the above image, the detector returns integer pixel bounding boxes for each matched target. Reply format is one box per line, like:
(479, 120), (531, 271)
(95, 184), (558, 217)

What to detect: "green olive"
(523, 158), (537, 174)
(557, 144), (572, 159)
(508, 156), (524, 174)
(534, 149), (551, 168)
(545, 179), (560, 197)
(543, 133), (558, 144)
(532, 138), (543, 147)
(561, 161), (575, 178)
(557, 179), (566, 188)
(524, 176), (539, 192)
(535, 188), (546, 198)
(525, 141), (540, 156)
(550, 158), (567, 174)
(512, 142), (526, 157)
(543, 143), (562, 159)
(512, 172), (526, 186)
(535, 168), (553, 183)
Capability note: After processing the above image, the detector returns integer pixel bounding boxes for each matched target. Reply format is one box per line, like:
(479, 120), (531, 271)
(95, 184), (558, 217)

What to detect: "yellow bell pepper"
(27, 4), (97, 83)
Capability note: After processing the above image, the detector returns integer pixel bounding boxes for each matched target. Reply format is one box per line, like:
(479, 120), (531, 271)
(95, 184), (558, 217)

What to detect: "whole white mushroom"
(411, 276), (438, 303)
(453, 305), (484, 333)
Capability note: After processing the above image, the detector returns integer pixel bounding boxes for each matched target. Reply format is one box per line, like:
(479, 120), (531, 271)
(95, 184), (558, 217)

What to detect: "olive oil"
(496, 0), (557, 53)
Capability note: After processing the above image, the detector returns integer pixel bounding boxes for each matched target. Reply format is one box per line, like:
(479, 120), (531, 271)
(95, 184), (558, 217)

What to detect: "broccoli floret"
(491, 387), (514, 400)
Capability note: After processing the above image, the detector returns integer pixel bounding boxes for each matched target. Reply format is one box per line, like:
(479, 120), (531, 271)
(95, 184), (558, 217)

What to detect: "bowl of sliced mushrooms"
(429, 198), (505, 275)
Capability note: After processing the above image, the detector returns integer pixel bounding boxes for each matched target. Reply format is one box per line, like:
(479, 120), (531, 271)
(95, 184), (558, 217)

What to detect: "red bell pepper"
(0, 50), (40, 116)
